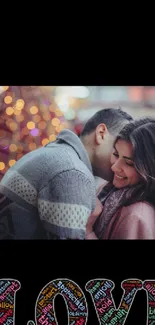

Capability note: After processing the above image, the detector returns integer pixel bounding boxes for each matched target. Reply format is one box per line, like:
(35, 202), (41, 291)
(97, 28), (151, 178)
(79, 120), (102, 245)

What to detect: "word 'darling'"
(0, 278), (154, 325)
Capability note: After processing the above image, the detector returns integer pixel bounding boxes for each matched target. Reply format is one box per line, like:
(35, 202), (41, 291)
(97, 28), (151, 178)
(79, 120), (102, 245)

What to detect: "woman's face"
(111, 139), (141, 189)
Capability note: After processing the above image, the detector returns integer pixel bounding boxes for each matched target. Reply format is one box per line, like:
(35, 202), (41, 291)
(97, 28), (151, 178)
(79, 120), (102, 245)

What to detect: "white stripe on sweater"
(0, 171), (37, 206)
(38, 200), (91, 230)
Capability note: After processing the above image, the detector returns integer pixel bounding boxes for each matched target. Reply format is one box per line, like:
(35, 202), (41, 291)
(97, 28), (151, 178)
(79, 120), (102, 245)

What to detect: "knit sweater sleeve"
(38, 169), (96, 239)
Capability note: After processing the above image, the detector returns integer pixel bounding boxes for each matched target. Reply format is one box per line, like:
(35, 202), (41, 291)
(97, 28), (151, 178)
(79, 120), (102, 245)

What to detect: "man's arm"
(38, 169), (96, 239)
(85, 198), (103, 240)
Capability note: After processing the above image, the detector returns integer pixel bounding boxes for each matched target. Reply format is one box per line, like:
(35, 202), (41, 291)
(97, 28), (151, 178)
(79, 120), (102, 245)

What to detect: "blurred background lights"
(43, 112), (51, 121)
(68, 86), (90, 99)
(9, 122), (18, 131)
(55, 86), (90, 99)
(55, 97), (69, 113)
(30, 106), (38, 114)
(42, 138), (49, 146)
(14, 108), (21, 116)
(0, 86), (89, 179)
(29, 143), (37, 151)
(55, 109), (63, 117)
(64, 109), (76, 120)
(22, 127), (29, 136)
(38, 121), (46, 129)
(30, 128), (39, 136)
(6, 107), (14, 115)
(51, 118), (60, 126)
(27, 121), (35, 130)
(17, 144), (23, 153)
(0, 86), (9, 94)
(0, 162), (5, 170)
(17, 154), (23, 160)
(15, 114), (24, 122)
(55, 125), (64, 133)
(15, 99), (25, 110)
(32, 115), (41, 123)
(9, 144), (17, 152)
(4, 96), (13, 104)
(8, 160), (16, 167)
(49, 134), (56, 141)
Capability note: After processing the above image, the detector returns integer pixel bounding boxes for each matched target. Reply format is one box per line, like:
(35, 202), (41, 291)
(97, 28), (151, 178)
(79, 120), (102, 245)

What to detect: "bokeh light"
(14, 108), (21, 116)
(55, 109), (63, 117)
(49, 134), (56, 141)
(6, 107), (14, 116)
(29, 143), (37, 151)
(15, 114), (24, 122)
(27, 121), (35, 130)
(42, 138), (49, 146)
(55, 125), (64, 133)
(15, 99), (25, 110)
(13, 133), (21, 141)
(8, 160), (16, 167)
(49, 103), (58, 112)
(21, 127), (29, 136)
(43, 112), (51, 121)
(9, 122), (18, 131)
(0, 86), (72, 179)
(30, 106), (38, 115)
(9, 144), (17, 152)
(51, 118), (60, 126)
(30, 128), (39, 136)
(0, 162), (5, 170)
(25, 136), (33, 144)
(32, 114), (41, 123)
(4, 96), (13, 104)
(38, 121), (46, 129)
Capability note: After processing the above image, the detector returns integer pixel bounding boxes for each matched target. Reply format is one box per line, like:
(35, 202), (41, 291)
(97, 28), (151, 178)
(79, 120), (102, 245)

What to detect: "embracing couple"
(0, 108), (155, 239)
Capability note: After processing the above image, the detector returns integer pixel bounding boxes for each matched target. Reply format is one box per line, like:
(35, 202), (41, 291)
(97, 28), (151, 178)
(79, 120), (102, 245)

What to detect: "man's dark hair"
(80, 108), (133, 136)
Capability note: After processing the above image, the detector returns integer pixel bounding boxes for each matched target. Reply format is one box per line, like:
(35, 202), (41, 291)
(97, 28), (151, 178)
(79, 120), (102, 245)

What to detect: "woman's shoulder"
(121, 201), (155, 219)
(108, 201), (155, 239)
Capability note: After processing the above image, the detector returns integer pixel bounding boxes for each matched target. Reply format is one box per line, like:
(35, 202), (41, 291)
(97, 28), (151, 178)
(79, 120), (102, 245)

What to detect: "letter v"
(85, 278), (142, 325)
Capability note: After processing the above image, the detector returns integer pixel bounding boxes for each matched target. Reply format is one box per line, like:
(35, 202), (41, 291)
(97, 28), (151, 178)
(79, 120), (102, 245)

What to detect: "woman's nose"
(111, 159), (123, 173)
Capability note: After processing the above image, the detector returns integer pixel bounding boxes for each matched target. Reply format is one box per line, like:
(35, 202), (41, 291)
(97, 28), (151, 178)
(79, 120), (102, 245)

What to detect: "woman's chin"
(113, 180), (127, 189)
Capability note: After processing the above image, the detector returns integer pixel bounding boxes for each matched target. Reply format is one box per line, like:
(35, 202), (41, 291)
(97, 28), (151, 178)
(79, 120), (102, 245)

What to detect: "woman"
(86, 118), (155, 239)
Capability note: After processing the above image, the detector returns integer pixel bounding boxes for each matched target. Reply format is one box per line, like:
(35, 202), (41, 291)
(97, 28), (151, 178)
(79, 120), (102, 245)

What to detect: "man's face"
(92, 130), (116, 182)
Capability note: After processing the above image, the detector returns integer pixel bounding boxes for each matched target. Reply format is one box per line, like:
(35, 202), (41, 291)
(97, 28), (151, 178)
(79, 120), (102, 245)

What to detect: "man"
(0, 108), (133, 239)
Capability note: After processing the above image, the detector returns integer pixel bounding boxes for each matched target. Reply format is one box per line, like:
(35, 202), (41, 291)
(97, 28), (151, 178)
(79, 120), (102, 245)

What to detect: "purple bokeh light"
(30, 128), (39, 136)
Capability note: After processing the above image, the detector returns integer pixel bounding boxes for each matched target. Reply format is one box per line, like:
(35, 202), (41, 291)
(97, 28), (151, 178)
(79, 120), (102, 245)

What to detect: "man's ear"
(95, 123), (108, 145)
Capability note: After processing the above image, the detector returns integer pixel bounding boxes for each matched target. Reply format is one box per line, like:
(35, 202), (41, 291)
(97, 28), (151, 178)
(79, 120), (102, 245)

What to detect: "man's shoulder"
(45, 143), (94, 182)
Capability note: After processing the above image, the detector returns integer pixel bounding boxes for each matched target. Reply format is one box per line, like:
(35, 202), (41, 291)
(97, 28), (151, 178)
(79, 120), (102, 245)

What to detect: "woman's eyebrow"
(114, 144), (133, 161)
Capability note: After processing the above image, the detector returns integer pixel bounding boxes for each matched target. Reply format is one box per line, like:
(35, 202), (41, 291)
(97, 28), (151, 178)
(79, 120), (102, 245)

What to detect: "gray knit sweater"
(0, 129), (96, 239)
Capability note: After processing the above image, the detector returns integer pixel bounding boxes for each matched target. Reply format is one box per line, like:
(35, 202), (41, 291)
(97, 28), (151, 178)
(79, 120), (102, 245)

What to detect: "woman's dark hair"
(114, 117), (155, 206)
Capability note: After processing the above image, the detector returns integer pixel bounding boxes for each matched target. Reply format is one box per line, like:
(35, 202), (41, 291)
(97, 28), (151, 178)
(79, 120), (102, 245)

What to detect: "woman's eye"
(125, 161), (134, 167)
(113, 152), (118, 157)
